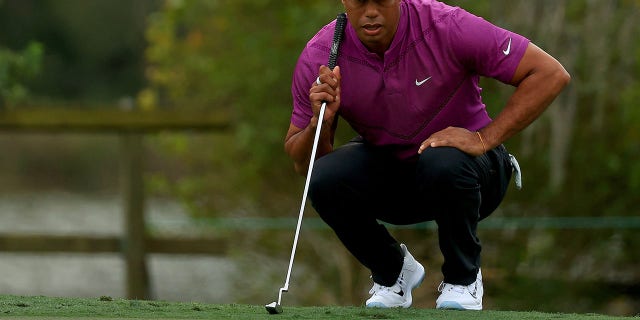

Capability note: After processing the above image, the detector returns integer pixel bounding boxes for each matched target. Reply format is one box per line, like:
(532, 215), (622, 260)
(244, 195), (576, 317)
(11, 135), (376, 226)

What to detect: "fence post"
(120, 133), (150, 300)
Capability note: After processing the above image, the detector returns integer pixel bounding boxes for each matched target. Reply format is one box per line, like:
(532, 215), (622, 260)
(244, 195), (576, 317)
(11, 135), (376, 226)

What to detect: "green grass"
(0, 295), (635, 320)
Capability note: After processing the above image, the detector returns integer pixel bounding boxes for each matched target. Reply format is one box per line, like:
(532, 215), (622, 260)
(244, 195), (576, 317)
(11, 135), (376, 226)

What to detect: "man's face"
(341, 0), (401, 55)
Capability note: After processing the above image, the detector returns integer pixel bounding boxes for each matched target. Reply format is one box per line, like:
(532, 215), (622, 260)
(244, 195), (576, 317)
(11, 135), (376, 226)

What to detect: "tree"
(0, 42), (43, 108)
(0, 0), (161, 103)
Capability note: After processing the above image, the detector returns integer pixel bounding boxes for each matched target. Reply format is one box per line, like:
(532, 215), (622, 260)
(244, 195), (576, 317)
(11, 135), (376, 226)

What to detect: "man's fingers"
(317, 74), (338, 87)
(418, 139), (446, 154)
(317, 65), (340, 87)
(418, 128), (484, 156)
(418, 139), (434, 154)
(311, 65), (341, 121)
(310, 90), (337, 103)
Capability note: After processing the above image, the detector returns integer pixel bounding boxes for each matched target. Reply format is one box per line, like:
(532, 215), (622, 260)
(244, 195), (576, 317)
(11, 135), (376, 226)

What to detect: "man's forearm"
(480, 46), (571, 149)
(285, 116), (337, 175)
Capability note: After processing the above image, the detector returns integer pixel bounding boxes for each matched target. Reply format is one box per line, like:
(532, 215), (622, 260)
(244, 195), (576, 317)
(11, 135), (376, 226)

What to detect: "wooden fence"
(0, 108), (231, 299)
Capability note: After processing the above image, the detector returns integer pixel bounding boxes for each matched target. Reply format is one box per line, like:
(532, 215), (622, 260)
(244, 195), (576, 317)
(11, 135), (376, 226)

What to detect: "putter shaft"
(276, 102), (327, 305)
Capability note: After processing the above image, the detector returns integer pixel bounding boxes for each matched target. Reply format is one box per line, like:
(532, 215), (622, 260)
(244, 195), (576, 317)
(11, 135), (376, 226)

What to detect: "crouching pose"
(284, 0), (569, 310)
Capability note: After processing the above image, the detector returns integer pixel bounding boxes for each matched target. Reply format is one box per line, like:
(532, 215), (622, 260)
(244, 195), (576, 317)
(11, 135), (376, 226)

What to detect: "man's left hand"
(418, 127), (486, 156)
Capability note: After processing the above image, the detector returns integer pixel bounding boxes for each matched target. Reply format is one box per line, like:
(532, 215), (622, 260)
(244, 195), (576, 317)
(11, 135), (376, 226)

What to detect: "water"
(0, 192), (235, 303)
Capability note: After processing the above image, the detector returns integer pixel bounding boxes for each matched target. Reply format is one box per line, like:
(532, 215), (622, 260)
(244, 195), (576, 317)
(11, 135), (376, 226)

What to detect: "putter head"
(265, 302), (283, 314)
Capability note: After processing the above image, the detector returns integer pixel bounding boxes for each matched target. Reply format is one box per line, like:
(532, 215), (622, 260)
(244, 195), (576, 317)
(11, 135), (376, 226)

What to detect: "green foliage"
(0, 0), (161, 103)
(0, 42), (43, 108)
(620, 45), (640, 191)
(142, 0), (343, 216)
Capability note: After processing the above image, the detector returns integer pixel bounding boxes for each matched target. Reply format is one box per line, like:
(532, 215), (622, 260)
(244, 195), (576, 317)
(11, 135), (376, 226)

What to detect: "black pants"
(308, 141), (513, 287)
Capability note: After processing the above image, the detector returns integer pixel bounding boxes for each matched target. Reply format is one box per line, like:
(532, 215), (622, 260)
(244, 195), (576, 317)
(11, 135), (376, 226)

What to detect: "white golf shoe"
(365, 244), (426, 308)
(436, 269), (483, 310)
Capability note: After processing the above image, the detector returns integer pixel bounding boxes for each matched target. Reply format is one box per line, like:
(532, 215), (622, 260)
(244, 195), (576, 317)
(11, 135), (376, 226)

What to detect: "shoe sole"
(366, 302), (390, 308)
(436, 300), (482, 311)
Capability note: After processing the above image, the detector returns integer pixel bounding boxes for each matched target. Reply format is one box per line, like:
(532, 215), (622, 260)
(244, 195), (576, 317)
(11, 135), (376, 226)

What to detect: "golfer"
(285, 0), (569, 310)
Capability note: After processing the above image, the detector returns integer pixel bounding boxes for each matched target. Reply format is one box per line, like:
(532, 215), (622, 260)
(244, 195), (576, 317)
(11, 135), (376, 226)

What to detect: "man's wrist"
(310, 115), (333, 129)
(309, 116), (320, 129)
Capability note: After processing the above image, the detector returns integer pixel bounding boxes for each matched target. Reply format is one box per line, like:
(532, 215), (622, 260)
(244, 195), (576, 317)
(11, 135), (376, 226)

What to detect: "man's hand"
(309, 65), (341, 126)
(418, 127), (486, 156)
(284, 65), (342, 176)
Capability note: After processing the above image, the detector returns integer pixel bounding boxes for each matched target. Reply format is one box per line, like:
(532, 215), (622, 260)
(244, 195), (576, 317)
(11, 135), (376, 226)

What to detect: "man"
(285, 0), (569, 310)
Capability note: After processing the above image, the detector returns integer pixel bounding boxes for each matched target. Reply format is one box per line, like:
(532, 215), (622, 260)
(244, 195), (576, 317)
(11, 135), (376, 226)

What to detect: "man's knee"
(418, 147), (477, 185)
(308, 158), (336, 205)
(309, 144), (368, 205)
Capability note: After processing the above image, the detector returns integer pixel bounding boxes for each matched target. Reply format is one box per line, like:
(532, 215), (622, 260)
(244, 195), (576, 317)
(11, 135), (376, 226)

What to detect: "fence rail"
(0, 234), (227, 254)
(147, 216), (640, 231)
(0, 107), (232, 300)
(0, 108), (231, 132)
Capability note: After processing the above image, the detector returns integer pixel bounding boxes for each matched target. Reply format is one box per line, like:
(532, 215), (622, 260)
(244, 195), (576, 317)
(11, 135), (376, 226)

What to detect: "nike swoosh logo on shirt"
(503, 37), (512, 55)
(415, 76), (432, 86)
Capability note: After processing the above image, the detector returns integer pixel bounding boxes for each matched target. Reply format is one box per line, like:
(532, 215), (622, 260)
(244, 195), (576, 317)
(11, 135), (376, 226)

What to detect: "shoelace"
(368, 283), (383, 295)
(437, 281), (478, 298)
(369, 278), (405, 295)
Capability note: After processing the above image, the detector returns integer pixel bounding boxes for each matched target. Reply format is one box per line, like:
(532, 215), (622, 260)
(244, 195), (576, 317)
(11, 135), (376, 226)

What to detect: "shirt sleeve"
(447, 9), (530, 84)
(290, 48), (316, 129)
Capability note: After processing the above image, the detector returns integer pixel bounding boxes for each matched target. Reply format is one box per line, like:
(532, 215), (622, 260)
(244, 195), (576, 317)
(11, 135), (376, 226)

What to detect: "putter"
(266, 12), (347, 315)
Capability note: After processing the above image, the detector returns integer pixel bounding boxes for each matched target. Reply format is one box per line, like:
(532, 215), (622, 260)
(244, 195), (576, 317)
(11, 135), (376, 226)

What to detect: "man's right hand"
(309, 65), (341, 126)
(284, 65), (342, 176)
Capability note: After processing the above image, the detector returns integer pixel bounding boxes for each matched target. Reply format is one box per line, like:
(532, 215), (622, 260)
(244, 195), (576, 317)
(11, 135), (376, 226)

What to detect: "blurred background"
(0, 0), (639, 316)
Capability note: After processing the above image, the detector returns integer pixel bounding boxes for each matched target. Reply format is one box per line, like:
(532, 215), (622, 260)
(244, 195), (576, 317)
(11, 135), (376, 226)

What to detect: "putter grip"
(328, 13), (347, 69)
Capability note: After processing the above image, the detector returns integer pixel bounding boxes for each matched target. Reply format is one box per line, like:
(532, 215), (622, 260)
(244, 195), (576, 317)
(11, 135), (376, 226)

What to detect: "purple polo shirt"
(291, 0), (529, 160)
